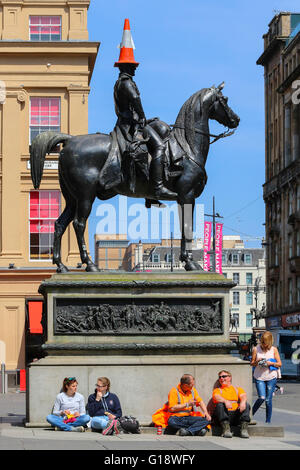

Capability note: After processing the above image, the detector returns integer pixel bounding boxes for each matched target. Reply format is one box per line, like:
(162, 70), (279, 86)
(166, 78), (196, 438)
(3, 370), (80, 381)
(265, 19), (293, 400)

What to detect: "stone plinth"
(26, 271), (251, 425)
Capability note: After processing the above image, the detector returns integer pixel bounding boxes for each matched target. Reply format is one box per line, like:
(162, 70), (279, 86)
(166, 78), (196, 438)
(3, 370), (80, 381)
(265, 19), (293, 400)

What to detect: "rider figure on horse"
(113, 19), (177, 200)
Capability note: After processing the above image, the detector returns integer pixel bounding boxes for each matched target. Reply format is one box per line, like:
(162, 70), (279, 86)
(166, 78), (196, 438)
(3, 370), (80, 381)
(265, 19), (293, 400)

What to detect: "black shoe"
(178, 428), (192, 437)
(154, 186), (177, 199)
(198, 428), (208, 437)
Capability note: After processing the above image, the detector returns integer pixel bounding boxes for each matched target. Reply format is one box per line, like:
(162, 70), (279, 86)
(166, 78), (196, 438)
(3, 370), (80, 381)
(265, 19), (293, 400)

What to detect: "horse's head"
(203, 83), (240, 129)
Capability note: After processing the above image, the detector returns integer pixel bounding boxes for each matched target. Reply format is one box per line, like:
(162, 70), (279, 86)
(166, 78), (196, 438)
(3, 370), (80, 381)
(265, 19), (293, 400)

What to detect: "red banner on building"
(215, 223), (223, 274)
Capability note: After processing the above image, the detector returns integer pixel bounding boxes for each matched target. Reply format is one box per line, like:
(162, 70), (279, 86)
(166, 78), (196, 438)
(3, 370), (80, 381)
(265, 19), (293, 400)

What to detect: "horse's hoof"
(56, 264), (69, 274)
(85, 264), (99, 273)
(184, 260), (203, 271)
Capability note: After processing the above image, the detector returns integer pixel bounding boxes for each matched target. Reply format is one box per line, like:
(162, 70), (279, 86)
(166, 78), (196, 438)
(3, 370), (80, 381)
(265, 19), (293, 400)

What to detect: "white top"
(52, 392), (86, 416)
(253, 345), (278, 381)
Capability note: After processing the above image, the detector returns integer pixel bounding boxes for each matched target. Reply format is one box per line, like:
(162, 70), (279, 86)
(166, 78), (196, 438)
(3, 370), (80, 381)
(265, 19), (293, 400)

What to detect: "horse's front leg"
(178, 198), (202, 271)
(73, 198), (99, 272)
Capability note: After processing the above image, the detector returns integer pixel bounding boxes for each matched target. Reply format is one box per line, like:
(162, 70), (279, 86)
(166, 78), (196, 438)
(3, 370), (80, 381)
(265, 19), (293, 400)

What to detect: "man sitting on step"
(167, 374), (211, 436)
(212, 370), (250, 438)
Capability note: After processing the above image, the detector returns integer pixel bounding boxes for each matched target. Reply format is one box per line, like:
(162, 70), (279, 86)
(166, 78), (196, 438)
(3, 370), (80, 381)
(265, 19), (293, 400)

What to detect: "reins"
(171, 124), (235, 145)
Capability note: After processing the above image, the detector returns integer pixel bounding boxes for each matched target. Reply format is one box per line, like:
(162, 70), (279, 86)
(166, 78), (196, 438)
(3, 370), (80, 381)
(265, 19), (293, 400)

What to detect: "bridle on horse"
(171, 125), (235, 145)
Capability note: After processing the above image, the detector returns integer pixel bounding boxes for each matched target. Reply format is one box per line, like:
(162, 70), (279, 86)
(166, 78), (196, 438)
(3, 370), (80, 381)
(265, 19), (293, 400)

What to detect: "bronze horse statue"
(30, 83), (239, 273)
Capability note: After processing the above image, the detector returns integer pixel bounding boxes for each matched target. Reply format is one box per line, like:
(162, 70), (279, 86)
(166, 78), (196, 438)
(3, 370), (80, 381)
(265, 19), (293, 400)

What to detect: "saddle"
(99, 120), (186, 192)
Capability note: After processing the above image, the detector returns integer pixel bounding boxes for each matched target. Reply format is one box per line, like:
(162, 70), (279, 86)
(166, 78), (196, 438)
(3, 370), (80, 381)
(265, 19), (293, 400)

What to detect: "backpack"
(118, 415), (140, 434)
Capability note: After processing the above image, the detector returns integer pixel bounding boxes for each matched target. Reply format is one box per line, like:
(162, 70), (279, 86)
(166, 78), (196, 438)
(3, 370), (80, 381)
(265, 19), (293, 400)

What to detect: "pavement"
(1, 380), (300, 453)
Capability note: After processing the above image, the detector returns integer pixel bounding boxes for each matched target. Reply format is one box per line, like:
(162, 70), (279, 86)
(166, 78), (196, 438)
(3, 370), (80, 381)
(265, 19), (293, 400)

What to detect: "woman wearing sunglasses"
(87, 377), (122, 435)
(46, 377), (90, 431)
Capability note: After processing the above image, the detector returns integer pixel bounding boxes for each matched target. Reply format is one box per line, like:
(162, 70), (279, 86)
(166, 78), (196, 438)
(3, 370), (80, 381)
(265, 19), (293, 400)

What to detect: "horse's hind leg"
(73, 197), (99, 272)
(53, 202), (75, 273)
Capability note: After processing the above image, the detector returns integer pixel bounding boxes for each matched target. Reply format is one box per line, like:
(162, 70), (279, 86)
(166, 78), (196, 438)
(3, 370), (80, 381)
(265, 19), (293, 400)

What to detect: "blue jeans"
(168, 415), (209, 436)
(46, 414), (90, 431)
(90, 415), (110, 430)
(252, 378), (277, 423)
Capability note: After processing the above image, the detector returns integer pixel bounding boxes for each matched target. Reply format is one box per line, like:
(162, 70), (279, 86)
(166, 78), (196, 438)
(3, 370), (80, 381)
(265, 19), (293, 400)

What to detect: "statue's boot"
(145, 199), (166, 208)
(151, 150), (177, 199)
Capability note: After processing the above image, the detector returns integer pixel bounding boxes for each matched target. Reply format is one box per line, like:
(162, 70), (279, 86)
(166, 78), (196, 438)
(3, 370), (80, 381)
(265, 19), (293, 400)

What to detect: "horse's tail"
(30, 131), (72, 189)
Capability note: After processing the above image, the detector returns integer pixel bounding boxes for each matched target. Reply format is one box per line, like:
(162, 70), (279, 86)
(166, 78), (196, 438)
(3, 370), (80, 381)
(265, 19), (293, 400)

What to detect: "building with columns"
(0, 0), (99, 371)
(257, 12), (300, 332)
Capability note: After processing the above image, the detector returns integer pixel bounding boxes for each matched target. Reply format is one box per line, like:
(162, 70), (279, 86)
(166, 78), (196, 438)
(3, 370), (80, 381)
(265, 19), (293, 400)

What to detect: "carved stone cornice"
(42, 341), (234, 355)
(264, 160), (300, 200)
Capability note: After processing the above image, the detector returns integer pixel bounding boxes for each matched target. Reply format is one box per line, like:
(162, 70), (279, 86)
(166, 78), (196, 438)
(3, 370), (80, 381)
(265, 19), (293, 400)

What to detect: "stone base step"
(142, 424), (284, 438)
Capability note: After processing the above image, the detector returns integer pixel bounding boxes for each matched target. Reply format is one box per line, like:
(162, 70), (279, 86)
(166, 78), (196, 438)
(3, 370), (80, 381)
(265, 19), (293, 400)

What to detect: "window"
(288, 233), (293, 259)
(233, 273), (239, 284)
(232, 253), (239, 265)
(30, 97), (60, 144)
(297, 186), (300, 211)
(30, 16), (61, 41)
(244, 253), (252, 264)
(297, 277), (300, 304)
(246, 313), (253, 328)
(165, 253), (174, 263)
(246, 273), (253, 285)
(246, 292), (253, 305)
(222, 253), (227, 264)
(233, 292), (240, 305)
(152, 253), (160, 263)
(288, 279), (293, 305)
(297, 232), (300, 257)
(223, 272), (227, 278)
(29, 190), (60, 260)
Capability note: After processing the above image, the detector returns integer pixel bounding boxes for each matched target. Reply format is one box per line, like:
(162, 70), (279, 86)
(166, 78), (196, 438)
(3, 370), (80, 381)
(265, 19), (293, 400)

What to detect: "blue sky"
(85, 0), (300, 260)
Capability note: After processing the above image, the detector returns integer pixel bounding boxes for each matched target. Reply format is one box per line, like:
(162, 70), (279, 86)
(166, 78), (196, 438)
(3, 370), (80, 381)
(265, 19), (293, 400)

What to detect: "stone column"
(0, 91), (23, 260)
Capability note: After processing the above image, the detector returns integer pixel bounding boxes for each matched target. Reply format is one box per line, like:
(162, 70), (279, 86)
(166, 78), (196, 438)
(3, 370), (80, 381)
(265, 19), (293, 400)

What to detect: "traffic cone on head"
(114, 18), (139, 67)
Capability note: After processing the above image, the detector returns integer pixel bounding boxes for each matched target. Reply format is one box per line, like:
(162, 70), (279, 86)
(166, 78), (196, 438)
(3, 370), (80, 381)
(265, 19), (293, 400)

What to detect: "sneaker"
(113, 419), (122, 435)
(198, 428), (207, 437)
(279, 387), (284, 394)
(70, 426), (85, 432)
(178, 428), (192, 436)
(102, 419), (115, 436)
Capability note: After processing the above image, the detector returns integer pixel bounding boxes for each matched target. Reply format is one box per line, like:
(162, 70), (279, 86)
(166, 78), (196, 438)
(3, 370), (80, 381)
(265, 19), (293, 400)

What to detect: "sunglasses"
(219, 375), (230, 379)
(65, 377), (76, 382)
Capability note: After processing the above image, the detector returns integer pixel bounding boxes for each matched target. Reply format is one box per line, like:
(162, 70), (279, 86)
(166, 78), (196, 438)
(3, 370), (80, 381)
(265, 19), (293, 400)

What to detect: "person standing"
(251, 331), (282, 423)
(46, 377), (90, 432)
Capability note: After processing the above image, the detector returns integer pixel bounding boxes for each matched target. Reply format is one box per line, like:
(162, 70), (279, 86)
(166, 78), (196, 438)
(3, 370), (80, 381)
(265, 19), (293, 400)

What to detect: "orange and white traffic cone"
(114, 18), (139, 67)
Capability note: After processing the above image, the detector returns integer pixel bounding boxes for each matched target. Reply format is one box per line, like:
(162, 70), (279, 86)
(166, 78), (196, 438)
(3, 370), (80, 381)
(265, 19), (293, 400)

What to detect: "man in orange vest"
(167, 374), (211, 436)
(212, 370), (250, 438)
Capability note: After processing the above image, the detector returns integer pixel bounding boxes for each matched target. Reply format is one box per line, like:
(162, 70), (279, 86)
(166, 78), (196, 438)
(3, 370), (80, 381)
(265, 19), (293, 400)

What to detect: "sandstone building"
(257, 12), (300, 332)
(0, 0), (99, 371)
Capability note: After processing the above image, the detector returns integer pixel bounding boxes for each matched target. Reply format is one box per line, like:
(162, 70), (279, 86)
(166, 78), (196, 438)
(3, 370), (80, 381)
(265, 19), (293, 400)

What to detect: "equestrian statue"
(30, 19), (240, 273)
